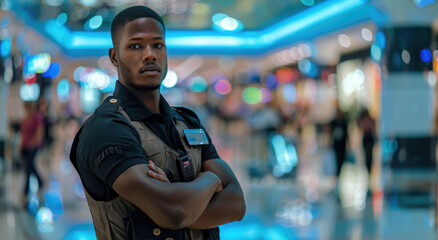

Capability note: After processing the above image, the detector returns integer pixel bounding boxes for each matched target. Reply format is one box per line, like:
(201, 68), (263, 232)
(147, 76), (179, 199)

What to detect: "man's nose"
(142, 45), (157, 62)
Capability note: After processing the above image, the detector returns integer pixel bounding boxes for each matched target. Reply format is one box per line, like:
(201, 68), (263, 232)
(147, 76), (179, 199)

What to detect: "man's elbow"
(236, 198), (246, 221)
(158, 206), (191, 230)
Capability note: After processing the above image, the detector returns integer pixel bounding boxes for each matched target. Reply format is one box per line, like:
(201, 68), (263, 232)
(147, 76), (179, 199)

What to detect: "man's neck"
(137, 91), (160, 113)
(122, 82), (161, 113)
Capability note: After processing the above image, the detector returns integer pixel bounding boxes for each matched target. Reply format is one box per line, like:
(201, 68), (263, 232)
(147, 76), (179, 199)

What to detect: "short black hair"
(110, 5), (165, 48)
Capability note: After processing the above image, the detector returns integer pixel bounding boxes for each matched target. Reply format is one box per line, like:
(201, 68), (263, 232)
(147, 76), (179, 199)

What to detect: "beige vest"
(84, 106), (204, 240)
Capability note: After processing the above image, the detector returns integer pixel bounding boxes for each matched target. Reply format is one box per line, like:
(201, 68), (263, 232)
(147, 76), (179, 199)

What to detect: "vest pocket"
(141, 139), (165, 159)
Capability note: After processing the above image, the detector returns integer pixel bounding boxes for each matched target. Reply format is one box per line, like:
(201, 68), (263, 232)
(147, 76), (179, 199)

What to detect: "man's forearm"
(114, 166), (221, 230)
(187, 183), (246, 229)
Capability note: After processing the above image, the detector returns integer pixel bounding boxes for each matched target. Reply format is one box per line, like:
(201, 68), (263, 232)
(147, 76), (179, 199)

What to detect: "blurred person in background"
(357, 108), (376, 175)
(38, 98), (54, 152)
(329, 107), (349, 178)
(70, 5), (245, 240)
(20, 101), (45, 206)
(0, 91), (7, 175)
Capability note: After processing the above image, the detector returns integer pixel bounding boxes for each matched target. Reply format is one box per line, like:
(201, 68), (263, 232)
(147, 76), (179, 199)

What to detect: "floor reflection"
(0, 122), (436, 240)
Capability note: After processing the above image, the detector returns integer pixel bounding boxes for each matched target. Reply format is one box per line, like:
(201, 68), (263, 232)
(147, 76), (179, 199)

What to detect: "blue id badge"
(183, 129), (209, 145)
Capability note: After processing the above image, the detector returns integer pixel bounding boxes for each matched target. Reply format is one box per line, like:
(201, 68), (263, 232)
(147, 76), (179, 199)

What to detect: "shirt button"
(153, 228), (161, 236)
(109, 99), (117, 103)
(165, 152), (169, 156)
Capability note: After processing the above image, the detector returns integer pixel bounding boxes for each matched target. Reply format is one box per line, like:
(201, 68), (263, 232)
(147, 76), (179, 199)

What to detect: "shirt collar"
(113, 81), (182, 122)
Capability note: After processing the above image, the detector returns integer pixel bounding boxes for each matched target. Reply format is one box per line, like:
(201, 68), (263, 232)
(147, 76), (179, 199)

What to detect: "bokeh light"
(189, 76), (208, 92)
(300, 0), (315, 6)
(264, 74), (279, 89)
(77, 67), (111, 90)
(20, 83), (40, 101)
(162, 70), (178, 88)
(242, 87), (262, 104)
(338, 34), (351, 48)
(86, 15), (103, 30)
(361, 28), (373, 42)
(56, 13), (67, 26)
(0, 38), (11, 57)
(298, 59), (318, 78)
(221, 17), (238, 31)
(214, 79), (232, 95)
(342, 68), (365, 96)
(427, 71), (436, 87)
(24, 73), (37, 85)
(212, 13), (228, 25)
(375, 31), (386, 50)
(57, 79), (69, 103)
(275, 67), (295, 83)
(100, 76), (117, 93)
(25, 53), (51, 74)
(212, 13), (243, 32)
(420, 48), (432, 63)
(80, 87), (100, 114)
(283, 84), (297, 103)
(42, 62), (61, 79)
(79, 0), (98, 7)
(36, 207), (54, 224)
(73, 66), (85, 82)
(371, 44), (382, 62)
(260, 88), (272, 103)
(401, 50), (411, 64)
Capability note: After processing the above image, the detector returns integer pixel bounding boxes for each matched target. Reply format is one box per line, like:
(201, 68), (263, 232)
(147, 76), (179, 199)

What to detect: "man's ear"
(109, 48), (119, 67)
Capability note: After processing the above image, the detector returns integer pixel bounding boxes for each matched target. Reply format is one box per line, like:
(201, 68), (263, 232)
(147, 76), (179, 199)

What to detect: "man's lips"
(140, 64), (161, 73)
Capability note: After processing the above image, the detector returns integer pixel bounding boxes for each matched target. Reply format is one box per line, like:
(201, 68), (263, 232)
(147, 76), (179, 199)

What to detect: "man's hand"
(147, 160), (170, 183)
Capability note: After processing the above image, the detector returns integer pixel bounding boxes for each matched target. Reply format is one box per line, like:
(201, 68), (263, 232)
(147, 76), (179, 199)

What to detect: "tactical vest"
(80, 99), (212, 240)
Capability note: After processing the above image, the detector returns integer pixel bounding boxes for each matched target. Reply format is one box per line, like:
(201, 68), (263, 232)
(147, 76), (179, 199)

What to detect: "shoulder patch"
(94, 96), (120, 114)
(173, 106), (199, 119)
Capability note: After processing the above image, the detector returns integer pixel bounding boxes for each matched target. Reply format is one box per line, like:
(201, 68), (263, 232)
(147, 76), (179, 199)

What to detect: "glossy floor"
(0, 160), (436, 240)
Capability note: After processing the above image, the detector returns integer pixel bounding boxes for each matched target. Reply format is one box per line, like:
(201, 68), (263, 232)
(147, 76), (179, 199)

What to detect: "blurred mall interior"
(0, 0), (437, 239)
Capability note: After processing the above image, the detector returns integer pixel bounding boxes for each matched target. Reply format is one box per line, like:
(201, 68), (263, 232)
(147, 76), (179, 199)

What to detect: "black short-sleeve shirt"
(70, 81), (219, 201)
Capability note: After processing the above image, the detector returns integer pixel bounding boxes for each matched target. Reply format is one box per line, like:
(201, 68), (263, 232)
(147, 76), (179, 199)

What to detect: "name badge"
(183, 129), (209, 145)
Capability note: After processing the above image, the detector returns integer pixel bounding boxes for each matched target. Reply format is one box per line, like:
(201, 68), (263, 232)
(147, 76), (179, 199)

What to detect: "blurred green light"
(242, 87), (262, 104)
(189, 76), (208, 92)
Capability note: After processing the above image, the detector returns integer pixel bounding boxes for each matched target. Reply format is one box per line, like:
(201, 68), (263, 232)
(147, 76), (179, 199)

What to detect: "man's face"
(110, 18), (167, 91)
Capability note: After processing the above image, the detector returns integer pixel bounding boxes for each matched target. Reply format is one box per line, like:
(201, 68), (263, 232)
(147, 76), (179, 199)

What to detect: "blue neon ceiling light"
(13, 0), (371, 56)
(258, 0), (368, 44)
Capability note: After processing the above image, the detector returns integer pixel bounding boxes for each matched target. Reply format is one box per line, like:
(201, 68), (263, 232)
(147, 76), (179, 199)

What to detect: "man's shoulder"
(94, 96), (122, 115)
(81, 96), (135, 136)
(172, 106), (203, 127)
(173, 106), (199, 120)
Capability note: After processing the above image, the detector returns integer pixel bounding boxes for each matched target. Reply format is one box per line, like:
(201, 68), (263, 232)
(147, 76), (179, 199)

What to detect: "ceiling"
(13, 0), (326, 31)
(6, 0), (438, 58)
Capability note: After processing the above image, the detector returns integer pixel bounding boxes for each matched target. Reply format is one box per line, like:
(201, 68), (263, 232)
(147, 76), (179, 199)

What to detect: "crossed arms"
(112, 158), (246, 230)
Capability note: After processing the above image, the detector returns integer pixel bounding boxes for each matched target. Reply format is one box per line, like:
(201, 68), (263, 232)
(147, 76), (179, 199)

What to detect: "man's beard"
(119, 61), (161, 91)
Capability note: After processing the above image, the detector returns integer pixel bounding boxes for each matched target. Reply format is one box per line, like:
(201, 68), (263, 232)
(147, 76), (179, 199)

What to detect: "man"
(70, 5), (245, 240)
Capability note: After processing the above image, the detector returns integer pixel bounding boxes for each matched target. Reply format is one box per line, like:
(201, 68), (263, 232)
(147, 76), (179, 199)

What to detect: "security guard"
(69, 5), (246, 240)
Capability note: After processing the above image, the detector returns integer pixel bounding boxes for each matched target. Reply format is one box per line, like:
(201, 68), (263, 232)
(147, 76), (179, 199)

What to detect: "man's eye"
(129, 44), (141, 49)
(155, 43), (164, 49)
